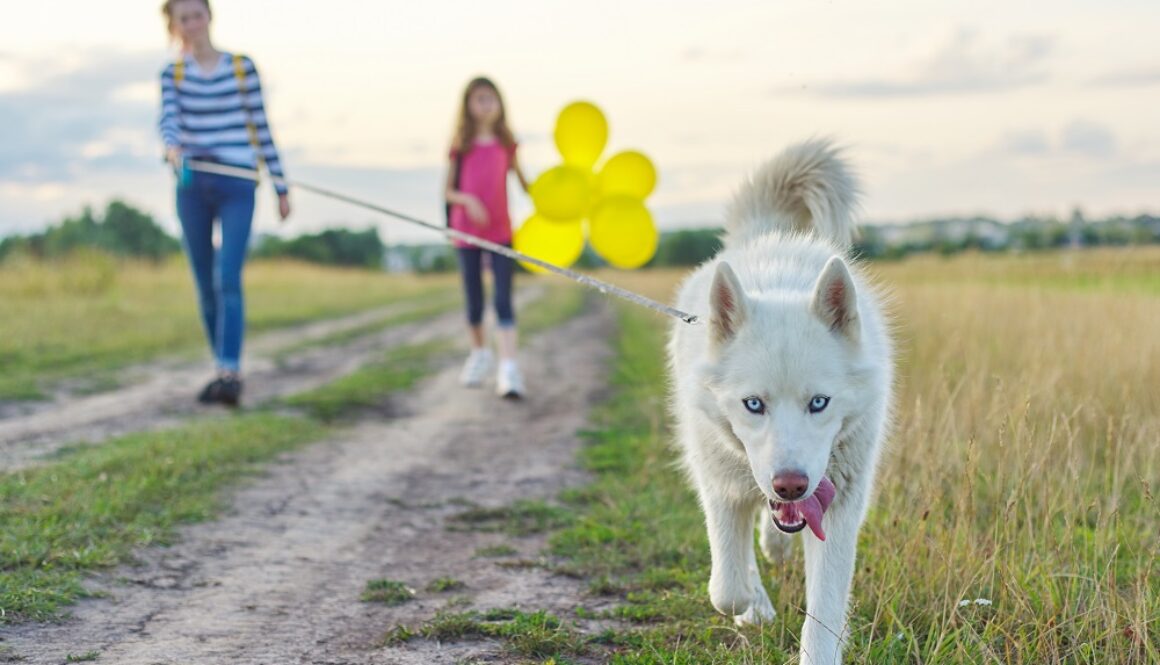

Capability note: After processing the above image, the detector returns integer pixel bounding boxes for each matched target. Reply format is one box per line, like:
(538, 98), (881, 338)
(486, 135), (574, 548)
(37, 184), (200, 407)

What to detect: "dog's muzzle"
(767, 476), (836, 540)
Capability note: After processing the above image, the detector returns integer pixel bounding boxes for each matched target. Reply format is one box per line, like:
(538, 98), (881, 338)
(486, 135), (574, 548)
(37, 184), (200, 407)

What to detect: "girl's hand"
(277, 193), (291, 222)
(464, 196), (490, 226)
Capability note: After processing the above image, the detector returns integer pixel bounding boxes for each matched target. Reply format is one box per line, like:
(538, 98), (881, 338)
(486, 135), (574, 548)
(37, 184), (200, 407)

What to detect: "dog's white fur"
(667, 139), (894, 664)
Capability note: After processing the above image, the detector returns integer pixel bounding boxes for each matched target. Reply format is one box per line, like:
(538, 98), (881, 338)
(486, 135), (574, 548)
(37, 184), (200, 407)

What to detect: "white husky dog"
(668, 139), (893, 664)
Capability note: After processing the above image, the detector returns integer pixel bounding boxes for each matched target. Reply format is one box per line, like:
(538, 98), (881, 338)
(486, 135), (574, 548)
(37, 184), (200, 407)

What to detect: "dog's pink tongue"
(801, 476), (837, 541)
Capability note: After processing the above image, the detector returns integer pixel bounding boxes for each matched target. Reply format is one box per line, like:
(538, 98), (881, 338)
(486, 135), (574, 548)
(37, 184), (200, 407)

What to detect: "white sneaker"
(459, 348), (493, 388)
(496, 360), (525, 399)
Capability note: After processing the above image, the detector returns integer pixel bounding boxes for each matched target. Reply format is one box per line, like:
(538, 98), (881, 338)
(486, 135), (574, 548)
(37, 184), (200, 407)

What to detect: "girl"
(445, 77), (531, 398)
(158, 0), (290, 406)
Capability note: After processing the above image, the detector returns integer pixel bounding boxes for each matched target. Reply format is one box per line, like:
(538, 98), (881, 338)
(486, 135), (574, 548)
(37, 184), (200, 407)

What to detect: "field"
(1, 248), (1156, 663)
(536, 248), (1158, 662)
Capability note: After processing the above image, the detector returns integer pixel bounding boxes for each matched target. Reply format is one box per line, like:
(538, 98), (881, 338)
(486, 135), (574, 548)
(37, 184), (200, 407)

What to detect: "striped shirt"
(159, 52), (288, 194)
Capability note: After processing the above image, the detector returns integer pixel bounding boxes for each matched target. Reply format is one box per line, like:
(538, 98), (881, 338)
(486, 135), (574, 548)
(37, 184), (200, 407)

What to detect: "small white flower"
(959, 597), (993, 607)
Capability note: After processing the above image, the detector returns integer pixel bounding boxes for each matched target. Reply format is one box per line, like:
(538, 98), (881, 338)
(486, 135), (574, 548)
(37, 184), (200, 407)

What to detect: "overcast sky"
(1, 0), (1157, 243)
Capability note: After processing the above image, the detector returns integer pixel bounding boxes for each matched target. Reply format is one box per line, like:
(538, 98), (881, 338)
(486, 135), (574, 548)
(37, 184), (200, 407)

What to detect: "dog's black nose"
(773, 471), (809, 501)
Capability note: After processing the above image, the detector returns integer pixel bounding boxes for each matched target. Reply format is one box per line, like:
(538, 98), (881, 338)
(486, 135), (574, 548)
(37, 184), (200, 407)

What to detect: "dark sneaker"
(197, 378), (225, 404)
(217, 377), (243, 408)
(197, 376), (243, 407)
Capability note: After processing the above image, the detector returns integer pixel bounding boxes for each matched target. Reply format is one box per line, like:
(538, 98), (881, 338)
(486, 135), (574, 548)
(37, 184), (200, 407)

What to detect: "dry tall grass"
(0, 252), (456, 399)
(602, 248), (1159, 661)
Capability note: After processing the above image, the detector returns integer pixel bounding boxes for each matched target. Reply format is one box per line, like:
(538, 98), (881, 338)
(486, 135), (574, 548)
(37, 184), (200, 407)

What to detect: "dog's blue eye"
(808, 395), (830, 413)
(743, 397), (765, 414)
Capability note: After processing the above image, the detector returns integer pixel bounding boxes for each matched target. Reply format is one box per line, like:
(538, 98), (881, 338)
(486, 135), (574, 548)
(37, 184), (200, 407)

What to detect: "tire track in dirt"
(3, 296), (616, 664)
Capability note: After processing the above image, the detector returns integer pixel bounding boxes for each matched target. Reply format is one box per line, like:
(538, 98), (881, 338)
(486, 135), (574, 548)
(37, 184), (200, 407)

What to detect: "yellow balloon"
(513, 214), (585, 274)
(588, 196), (658, 269)
(598, 150), (657, 199)
(530, 165), (591, 221)
(554, 101), (608, 168)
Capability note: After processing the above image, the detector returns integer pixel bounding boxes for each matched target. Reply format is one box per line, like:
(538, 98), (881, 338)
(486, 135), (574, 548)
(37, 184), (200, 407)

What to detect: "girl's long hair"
(451, 77), (516, 154)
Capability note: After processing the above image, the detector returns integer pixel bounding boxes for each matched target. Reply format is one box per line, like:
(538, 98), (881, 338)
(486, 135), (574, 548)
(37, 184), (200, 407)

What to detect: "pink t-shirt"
(449, 140), (516, 249)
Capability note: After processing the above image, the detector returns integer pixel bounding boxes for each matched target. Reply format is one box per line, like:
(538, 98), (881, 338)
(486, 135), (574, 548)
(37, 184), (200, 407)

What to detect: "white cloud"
(995, 122), (1118, 160)
(1060, 121), (1117, 158)
(867, 130), (1155, 221)
(2, 2), (1159, 239)
(1088, 66), (1160, 88)
(0, 49), (159, 183)
(999, 130), (1051, 156)
(783, 29), (1054, 98)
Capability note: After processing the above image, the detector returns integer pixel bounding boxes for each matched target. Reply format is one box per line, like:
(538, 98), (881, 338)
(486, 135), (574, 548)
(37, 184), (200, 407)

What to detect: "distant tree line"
(382, 227), (726, 274)
(853, 210), (1160, 260)
(3, 201), (1157, 270)
(0, 200), (386, 269)
(0, 200), (181, 262)
(250, 228), (384, 268)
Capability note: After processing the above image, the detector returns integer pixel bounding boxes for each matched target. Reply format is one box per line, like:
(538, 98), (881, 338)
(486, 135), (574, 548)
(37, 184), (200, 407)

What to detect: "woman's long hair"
(161, 0), (211, 38)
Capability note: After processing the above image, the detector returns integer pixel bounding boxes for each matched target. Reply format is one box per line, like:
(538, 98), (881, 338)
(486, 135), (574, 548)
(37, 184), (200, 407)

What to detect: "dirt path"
(0, 286), (543, 471)
(2, 297), (615, 664)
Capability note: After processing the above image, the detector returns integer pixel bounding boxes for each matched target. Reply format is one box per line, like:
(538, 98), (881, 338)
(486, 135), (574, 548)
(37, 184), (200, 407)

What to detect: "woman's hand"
(165, 146), (183, 171)
(463, 195), (489, 226)
(277, 193), (292, 222)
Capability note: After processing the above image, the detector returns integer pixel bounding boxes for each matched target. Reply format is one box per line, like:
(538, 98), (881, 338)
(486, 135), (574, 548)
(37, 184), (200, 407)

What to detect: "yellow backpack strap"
(232, 53), (246, 83)
(233, 54), (266, 179)
(173, 58), (184, 84)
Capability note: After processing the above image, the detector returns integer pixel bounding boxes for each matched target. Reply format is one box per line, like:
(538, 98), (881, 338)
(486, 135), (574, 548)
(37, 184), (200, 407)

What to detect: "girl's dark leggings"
(456, 247), (515, 327)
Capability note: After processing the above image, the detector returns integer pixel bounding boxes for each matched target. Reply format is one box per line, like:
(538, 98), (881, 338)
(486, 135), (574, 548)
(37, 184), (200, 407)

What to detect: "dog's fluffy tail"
(724, 138), (860, 249)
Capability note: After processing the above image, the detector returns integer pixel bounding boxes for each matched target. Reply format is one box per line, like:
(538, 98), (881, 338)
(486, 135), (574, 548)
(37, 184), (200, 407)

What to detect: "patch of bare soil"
(2, 298), (616, 665)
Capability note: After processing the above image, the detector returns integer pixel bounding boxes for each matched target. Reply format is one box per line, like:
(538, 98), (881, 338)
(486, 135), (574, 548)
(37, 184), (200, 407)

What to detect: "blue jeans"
(176, 171), (256, 372)
(457, 247), (515, 328)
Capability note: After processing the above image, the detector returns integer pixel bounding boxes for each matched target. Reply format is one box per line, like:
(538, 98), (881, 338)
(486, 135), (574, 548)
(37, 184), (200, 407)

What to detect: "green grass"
(6, 249), (1155, 661)
(394, 305), (769, 661)
(474, 544), (518, 558)
(386, 608), (589, 659)
(0, 254), (581, 401)
(569, 304), (1154, 663)
(0, 253), (456, 400)
(0, 265), (592, 627)
(0, 334), (460, 625)
(361, 579), (416, 605)
(447, 499), (575, 536)
(0, 413), (326, 623)
(518, 280), (590, 336)
(399, 264), (1160, 663)
(271, 294), (462, 364)
(283, 340), (450, 421)
(426, 577), (467, 593)
(544, 304), (778, 663)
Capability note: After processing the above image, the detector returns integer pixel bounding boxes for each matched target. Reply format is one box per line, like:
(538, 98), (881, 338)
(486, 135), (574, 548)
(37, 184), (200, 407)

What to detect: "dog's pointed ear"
(710, 261), (748, 348)
(810, 256), (860, 343)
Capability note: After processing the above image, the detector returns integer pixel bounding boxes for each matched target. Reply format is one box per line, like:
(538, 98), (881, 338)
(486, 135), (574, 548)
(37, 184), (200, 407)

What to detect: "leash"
(182, 159), (702, 325)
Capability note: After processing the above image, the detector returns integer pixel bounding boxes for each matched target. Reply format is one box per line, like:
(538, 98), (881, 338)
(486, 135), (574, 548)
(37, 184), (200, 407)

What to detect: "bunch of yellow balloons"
(514, 101), (658, 272)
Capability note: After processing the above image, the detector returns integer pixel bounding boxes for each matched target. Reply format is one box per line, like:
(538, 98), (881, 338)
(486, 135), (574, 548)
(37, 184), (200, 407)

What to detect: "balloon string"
(182, 159), (701, 325)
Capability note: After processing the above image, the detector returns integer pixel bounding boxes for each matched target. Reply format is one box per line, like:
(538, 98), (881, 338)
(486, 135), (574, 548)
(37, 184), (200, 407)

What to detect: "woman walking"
(158, 0), (290, 406)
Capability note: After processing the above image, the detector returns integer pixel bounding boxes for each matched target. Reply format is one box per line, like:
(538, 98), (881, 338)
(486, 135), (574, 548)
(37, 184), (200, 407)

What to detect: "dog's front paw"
(733, 589), (775, 626)
(709, 569), (752, 616)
